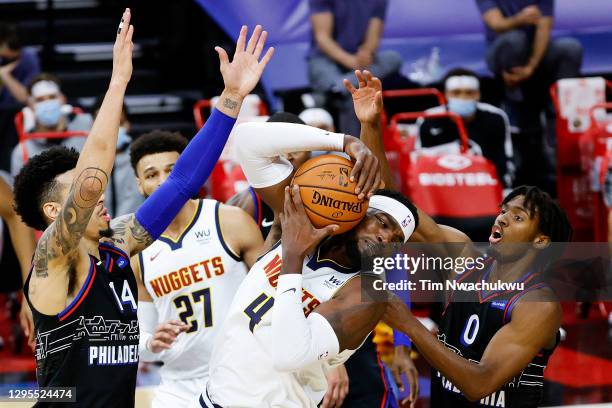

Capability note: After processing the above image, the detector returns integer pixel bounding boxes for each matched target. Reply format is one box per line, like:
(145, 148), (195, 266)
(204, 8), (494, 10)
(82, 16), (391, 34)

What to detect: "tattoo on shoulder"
(34, 167), (109, 276)
(110, 214), (153, 253)
(222, 97), (238, 110)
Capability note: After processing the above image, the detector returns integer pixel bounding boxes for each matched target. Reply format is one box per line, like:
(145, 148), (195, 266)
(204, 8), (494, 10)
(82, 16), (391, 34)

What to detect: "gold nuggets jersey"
(139, 199), (247, 381)
(206, 242), (359, 408)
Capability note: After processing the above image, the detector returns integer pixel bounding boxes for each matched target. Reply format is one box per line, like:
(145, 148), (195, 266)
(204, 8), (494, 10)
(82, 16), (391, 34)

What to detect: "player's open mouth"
(99, 207), (111, 222)
(489, 225), (503, 245)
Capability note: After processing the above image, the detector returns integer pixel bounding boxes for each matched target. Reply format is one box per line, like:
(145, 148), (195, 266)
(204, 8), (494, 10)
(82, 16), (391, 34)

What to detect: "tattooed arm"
(27, 10), (134, 313)
(108, 214), (153, 256)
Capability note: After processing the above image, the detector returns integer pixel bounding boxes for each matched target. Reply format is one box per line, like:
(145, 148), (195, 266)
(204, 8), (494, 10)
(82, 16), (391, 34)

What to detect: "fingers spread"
(283, 186), (294, 215)
(349, 151), (364, 184)
(253, 30), (268, 60)
(343, 78), (356, 94)
(117, 8), (130, 37)
(291, 185), (305, 213)
(355, 70), (366, 88)
(246, 25), (263, 54)
(355, 154), (372, 198)
(259, 46), (275, 68)
(215, 46), (230, 67)
(236, 25), (248, 53)
(125, 24), (134, 44)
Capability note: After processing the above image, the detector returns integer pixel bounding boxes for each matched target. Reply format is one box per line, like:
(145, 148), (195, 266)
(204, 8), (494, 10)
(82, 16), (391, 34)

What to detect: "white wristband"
(271, 274), (340, 371)
(138, 331), (160, 362)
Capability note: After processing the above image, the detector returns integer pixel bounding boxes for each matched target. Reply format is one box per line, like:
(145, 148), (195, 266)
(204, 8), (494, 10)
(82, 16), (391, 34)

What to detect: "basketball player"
(0, 177), (36, 349)
(128, 130), (264, 407)
(349, 70), (571, 407)
(13, 13), (274, 406)
(200, 77), (422, 407)
(226, 111), (353, 406)
(227, 112), (308, 240)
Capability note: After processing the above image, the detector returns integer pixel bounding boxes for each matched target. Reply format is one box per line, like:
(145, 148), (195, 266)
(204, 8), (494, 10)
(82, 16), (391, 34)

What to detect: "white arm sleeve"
(137, 301), (161, 362)
(235, 122), (345, 188)
(271, 274), (340, 372)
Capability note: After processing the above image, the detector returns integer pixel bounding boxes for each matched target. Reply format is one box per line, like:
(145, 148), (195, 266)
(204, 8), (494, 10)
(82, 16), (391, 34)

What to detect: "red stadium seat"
(579, 103), (612, 241)
(14, 108), (89, 165)
(400, 111), (503, 241)
(551, 79), (612, 240)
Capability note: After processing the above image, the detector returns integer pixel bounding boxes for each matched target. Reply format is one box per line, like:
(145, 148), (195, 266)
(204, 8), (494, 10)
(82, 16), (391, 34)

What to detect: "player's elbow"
(461, 373), (499, 402)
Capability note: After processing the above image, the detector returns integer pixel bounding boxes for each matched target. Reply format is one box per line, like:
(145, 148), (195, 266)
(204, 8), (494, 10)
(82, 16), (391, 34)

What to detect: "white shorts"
(152, 376), (207, 408)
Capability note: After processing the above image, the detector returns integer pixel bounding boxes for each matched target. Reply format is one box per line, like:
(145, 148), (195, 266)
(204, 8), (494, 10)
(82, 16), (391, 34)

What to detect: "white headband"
(31, 80), (60, 99)
(445, 75), (479, 92)
(369, 195), (416, 243)
(299, 108), (334, 128)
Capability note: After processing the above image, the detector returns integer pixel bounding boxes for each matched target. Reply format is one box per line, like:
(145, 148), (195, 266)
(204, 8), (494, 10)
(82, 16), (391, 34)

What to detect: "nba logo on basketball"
(339, 167), (349, 187)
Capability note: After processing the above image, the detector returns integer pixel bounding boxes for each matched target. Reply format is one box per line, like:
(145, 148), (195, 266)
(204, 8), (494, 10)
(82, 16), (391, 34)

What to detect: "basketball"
(290, 154), (368, 235)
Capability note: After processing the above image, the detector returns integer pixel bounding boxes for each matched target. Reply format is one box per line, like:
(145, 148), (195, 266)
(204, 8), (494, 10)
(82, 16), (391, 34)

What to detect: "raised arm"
(344, 70), (394, 189)
(345, 70), (473, 251)
(32, 9), (133, 276)
(236, 122), (381, 216)
(0, 177), (37, 348)
(0, 178), (35, 281)
(385, 290), (560, 401)
(108, 25), (274, 256)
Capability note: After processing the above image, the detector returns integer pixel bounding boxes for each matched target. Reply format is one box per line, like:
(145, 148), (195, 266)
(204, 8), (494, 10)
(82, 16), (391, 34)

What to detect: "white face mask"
(447, 98), (477, 118)
(117, 126), (131, 149)
(34, 98), (62, 126)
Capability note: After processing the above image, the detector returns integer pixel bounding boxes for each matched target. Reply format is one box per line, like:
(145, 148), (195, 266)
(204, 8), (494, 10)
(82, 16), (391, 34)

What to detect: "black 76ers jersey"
(24, 242), (139, 407)
(431, 260), (559, 408)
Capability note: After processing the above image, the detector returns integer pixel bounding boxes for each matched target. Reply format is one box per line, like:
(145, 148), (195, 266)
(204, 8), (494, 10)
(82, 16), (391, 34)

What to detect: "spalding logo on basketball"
(291, 154), (368, 235)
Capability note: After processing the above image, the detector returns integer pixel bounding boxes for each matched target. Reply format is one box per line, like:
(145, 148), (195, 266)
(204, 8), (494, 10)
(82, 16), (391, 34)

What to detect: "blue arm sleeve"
(387, 262), (412, 348)
(135, 109), (236, 239)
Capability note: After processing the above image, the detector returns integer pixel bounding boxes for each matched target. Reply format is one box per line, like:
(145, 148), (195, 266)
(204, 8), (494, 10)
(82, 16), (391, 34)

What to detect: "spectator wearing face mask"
(10, 73), (93, 177)
(417, 68), (514, 187)
(92, 95), (143, 217)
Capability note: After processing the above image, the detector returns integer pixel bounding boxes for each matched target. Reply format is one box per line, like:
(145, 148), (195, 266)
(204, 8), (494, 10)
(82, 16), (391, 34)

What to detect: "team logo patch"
(116, 257), (128, 269)
(490, 301), (507, 310)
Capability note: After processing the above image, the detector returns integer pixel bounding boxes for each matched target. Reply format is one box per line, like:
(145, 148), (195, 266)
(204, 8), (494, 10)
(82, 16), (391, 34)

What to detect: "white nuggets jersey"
(139, 199), (247, 380)
(207, 242), (359, 408)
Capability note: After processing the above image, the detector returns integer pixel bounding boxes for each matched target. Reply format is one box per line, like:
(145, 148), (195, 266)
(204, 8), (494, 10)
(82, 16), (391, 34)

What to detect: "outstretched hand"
(344, 70), (383, 125)
(215, 25), (275, 98)
(111, 8), (134, 86)
(147, 320), (190, 353)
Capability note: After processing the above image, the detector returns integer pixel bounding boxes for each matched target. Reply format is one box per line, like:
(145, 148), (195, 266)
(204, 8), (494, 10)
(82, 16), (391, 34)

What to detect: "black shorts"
(342, 334), (389, 408)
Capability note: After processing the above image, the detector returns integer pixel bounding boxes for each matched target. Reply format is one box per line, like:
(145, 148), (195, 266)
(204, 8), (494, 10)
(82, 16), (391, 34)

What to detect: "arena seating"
(1, 0), (200, 138)
(195, 0), (612, 108)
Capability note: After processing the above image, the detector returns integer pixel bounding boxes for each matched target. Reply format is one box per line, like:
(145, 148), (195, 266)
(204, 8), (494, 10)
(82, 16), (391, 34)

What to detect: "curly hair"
(502, 185), (572, 242)
(13, 146), (79, 231)
(129, 130), (188, 175)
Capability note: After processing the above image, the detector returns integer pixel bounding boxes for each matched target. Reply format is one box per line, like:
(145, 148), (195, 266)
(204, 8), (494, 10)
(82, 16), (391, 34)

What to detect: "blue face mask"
(447, 98), (477, 118)
(117, 126), (131, 149)
(34, 99), (62, 127)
